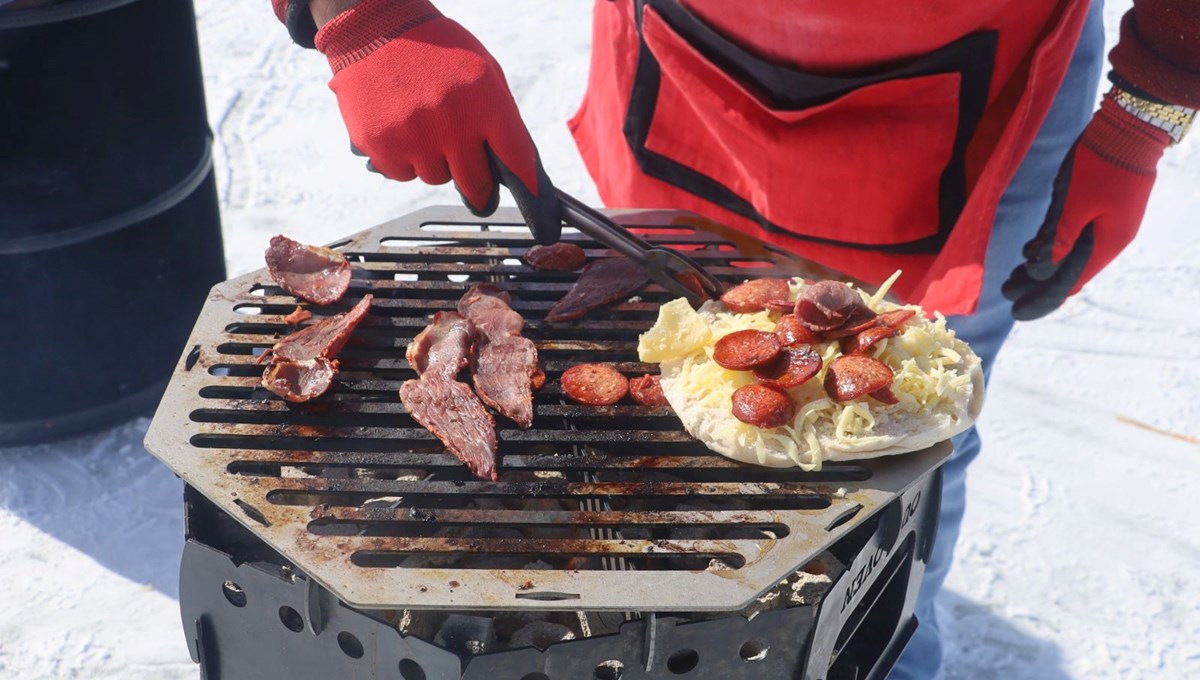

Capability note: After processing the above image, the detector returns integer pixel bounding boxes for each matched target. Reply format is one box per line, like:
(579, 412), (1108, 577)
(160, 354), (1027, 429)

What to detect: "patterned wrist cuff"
(314, 0), (442, 73)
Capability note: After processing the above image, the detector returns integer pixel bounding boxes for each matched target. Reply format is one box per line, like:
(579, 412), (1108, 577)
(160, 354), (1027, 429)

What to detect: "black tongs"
(488, 149), (723, 307)
(557, 191), (724, 307)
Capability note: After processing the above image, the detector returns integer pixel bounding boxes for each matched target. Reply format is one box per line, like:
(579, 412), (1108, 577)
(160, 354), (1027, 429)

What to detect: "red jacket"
(569, 0), (1200, 315)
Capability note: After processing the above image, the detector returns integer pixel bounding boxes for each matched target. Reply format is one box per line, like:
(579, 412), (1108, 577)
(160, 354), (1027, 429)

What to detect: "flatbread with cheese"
(638, 277), (984, 470)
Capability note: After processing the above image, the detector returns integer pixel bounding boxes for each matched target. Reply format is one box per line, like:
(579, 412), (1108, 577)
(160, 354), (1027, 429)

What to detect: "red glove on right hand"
(314, 0), (561, 243)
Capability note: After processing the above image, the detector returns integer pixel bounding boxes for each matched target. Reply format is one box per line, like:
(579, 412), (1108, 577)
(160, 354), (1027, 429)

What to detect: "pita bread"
(639, 281), (984, 470)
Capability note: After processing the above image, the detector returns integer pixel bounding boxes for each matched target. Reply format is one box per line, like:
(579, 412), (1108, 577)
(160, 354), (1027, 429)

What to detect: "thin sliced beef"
(458, 286), (524, 338)
(400, 378), (499, 481)
(272, 295), (373, 362)
(545, 258), (650, 322)
(458, 286), (540, 428)
(471, 336), (538, 428)
(265, 234), (352, 305)
(260, 295), (373, 403)
(795, 281), (868, 332)
(406, 311), (474, 379)
(262, 357), (337, 403)
(525, 242), (587, 271)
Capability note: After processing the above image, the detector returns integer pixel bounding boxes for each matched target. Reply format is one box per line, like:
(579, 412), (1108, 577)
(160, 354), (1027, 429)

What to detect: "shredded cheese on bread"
(638, 277), (984, 470)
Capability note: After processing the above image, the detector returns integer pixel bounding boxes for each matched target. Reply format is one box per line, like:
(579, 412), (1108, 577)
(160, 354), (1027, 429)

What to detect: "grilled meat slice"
(264, 234), (352, 305)
(458, 286), (524, 338)
(400, 377), (499, 481)
(545, 257), (649, 322)
(262, 357), (337, 403)
(271, 295), (373, 362)
(457, 286), (540, 429)
(406, 311), (474, 380)
(260, 295), (373, 402)
(471, 336), (538, 428)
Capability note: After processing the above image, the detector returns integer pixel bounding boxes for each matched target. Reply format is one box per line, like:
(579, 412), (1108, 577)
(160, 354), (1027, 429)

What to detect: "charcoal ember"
(434, 614), (497, 657)
(507, 621), (576, 651)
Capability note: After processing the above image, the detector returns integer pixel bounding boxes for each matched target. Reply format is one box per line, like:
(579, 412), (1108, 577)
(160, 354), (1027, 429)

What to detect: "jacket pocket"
(625, 0), (996, 254)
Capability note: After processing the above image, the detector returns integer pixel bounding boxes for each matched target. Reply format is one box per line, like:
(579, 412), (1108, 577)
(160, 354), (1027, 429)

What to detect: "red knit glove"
(1002, 95), (1172, 320)
(314, 0), (561, 243)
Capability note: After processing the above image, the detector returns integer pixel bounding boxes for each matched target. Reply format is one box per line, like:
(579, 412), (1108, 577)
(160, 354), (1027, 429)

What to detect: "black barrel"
(0, 0), (226, 445)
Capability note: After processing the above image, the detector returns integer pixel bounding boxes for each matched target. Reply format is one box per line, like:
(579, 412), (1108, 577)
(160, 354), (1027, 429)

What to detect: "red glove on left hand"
(1002, 94), (1172, 320)
(312, 0), (561, 243)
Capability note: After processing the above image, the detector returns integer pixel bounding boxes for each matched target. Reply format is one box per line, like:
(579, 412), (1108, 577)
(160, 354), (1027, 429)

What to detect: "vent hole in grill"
(667, 649), (699, 674)
(519, 674), (550, 680)
(221, 580), (246, 607)
(398, 658), (426, 680)
(338, 631), (364, 659)
(739, 639), (770, 662)
(278, 606), (304, 633)
(593, 660), (625, 680)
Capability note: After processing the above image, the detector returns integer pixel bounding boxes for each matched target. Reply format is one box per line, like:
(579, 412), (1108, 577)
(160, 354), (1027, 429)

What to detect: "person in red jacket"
(273, 0), (1196, 676)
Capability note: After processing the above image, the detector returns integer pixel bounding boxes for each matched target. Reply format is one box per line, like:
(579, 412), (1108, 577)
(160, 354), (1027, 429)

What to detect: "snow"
(1, 1), (1196, 678)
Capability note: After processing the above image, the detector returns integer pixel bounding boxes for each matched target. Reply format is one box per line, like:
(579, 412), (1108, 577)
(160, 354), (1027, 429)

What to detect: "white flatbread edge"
(655, 298), (985, 467)
(660, 353), (982, 466)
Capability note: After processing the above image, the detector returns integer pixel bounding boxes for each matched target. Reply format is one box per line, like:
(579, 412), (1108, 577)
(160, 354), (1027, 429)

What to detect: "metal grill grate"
(146, 207), (947, 612)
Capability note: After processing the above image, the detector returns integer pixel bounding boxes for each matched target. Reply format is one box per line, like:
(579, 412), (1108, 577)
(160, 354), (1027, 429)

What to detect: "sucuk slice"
(877, 309), (917, 329)
(525, 242), (587, 271)
(675, 271), (713, 303)
(775, 314), (821, 347)
(824, 355), (895, 402)
(753, 346), (823, 389)
(561, 363), (629, 405)
(545, 258), (650, 322)
(400, 377), (499, 481)
(271, 295), (373, 362)
(531, 368), (547, 391)
(840, 325), (901, 356)
(869, 386), (900, 405)
(731, 384), (794, 429)
(720, 278), (791, 314)
(262, 357), (337, 403)
(713, 329), (782, 370)
(821, 306), (880, 340)
(264, 234), (352, 305)
(629, 374), (669, 407)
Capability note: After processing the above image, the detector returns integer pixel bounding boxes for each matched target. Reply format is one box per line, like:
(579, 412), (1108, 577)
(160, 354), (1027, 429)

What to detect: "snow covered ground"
(1, 1), (1197, 678)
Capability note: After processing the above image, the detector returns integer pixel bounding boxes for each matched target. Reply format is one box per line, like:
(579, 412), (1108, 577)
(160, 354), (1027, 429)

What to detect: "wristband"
(1110, 85), (1196, 146)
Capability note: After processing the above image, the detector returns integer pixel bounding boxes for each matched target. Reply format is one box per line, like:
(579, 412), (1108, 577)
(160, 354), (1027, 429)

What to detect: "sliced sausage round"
(869, 386), (900, 405)
(561, 363), (629, 405)
(629, 374), (670, 407)
(525, 242), (587, 271)
(753, 346), (823, 389)
(720, 278), (792, 314)
(824, 355), (895, 402)
(877, 309), (917, 329)
(731, 384), (794, 429)
(840, 325), (901, 356)
(713, 329), (782, 370)
(775, 314), (821, 347)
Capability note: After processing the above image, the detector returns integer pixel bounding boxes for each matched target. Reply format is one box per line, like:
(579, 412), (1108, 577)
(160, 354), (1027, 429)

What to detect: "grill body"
(180, 466), (940, 680)
(147, 207), (951, 678)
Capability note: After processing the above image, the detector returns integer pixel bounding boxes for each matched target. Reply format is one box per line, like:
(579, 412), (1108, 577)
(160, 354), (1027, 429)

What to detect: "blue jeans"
(888, 2), (1105, 678)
